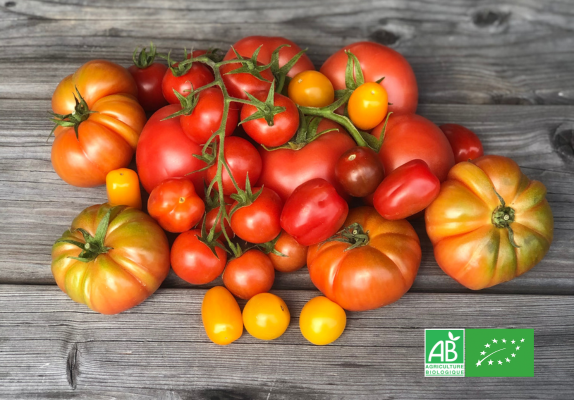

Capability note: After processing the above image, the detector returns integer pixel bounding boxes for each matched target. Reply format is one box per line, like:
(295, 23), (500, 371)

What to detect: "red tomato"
(320, 42), (418, 115)
(147, 178), (205, 232)
(136, 104), (207, 195)
(281, 178), (349, 246)
(230, 187), (283, 244)
(205, 204), (234, 238)
(372, 114), (455, 182)
(220, 61), (274, 100)
(268, 231), (308, 273)
(335, 146), (385, 197)
(128, 63), (168, 113)
(206, 136), (262, 195)
(240, 91), (299, 147)
(373, 160), (440, 220)
(439, 124), (484, 163)
(223, 249), (275, 299)
(162, 60), (214, 104)
(258, 119), (356, 201)
(180, 87), (239, 144)
(170, 229), (227, 285)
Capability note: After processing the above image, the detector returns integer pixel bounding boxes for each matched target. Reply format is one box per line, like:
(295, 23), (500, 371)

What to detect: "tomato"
(147, 178), (205, 233)
(320, 42), (418, 115)
(206, 136), (262, 195)
(223, 249), (275, 299)
(242, 293), (290, 340)
(240, 91), (299, 147)
(205, 203), (234, 238)
(347, 82), (388, 130)
(281, 178), (349, 246)
(258, 120), (356, 201)
(51, 60), (146, 187)
(51, 204), (170, 314)
(136, 104), (207, 195)
(106, 168), (142, 209)
(128, 63), (168, 113)
(162, 60), (214, 104)
(439, 123), (484, 163)
(308, 206), (421, 311)
(288, 70), (334, 107)
(373, 160), (440, 220)
(171, 229), (227, 285)
(372, 114), (455, 182)
(335, 146), (385, 197)
(201, 286), (243, 345)
(180, 87), (239, 144)
(299, 296), (346, 345)
(268, 231), (308, 273)
(425, 155), (554, 290)
(230, 187), (283, 244)
(220, 61), (274, 100)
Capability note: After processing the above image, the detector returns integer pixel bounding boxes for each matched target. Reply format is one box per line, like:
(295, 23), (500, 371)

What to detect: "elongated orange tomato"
(106, 168), (142, 209)
(51, 60), (146, 187)
(425, 155), (554, 290)
(202, 287), (243, 345)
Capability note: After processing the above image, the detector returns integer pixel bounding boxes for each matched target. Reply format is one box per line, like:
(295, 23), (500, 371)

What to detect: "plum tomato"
(201, 286), (243, 345)
(243, 292), (290, 341)
(335, 146), (385, 197)
(106, 168), (142, 209)
(268, 230), (308, 273)
(223, 249), (275, 300)
(299, 296), (346, 345)
(288, 70), (335, 108)
(230, 187), (283, 244)
(439, 123), (484, 163)
(347, 82), (388, 130)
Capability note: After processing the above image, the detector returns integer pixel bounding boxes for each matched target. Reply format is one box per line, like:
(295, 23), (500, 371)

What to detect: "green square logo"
(425, 329), (465, 377)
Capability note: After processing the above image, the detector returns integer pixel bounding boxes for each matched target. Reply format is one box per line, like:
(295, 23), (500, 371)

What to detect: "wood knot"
(66, 343), (79, 390)
(472, 9), (510, 27)
(4, 1), (16, 6)
(552, 122), (574, 164)
(369, 29), (399, 46)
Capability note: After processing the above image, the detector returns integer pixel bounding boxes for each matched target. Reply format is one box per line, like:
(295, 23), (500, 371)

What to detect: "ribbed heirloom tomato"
(425, 155), (554, 290)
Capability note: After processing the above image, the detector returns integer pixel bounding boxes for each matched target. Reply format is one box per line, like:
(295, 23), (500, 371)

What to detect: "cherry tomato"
(162, 61), (214, 104)
(243, 293), (290, 340)
(268, 231), (308, 273)
(347, 82), (388, 130)
(128, 63), (168, 113)
(206, 136), (262, 195)
(288, 70), (334, 108)
(439, 123), (484, 163)
(299, 296), (346, 345)
(201, 286), (243, 345)
(171, 229), (227, 285)
(180, 87), (239, 144)
(280, 178), (349, 246)
(335, 146), (385, 197)
(230, 187), (283, 244)
(220, 61), (274, 100)
(205, 203), (234, 238)
(373, 159), (440, 220)
(106, 168), (142, 209)
(240, 91), (299, 147)
(223, 249), (275, 300)
(147, 178), (205, 233)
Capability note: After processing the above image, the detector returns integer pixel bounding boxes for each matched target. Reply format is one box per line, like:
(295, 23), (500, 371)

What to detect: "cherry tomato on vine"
(439, 123), (484, 163)
(230, 187), (283, 244)
(162, 57), (214, 104)
(347, 82), (388, 130)
(220, 61), (274, 100)
(106, 168), (142, 209)
(243, 293), (290, 341)
(205, 203), (234, 238)
(240, 91), (299, 147)
(128, 43), (169, 113)
(287, 70), (335, 108)
(335, 146), (385, 198)
(223, 249), (275, 300)
(373, 159), (440, 220)
(280, 178), (349, 246)
(201, 286), (243, 345)
(267, 231), (308, 273)
(147, 178), (205, 233)
(299, 296), (346, 345)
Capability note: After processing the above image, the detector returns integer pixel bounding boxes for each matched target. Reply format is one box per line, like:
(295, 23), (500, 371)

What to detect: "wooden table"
(1, 0), (573, 398)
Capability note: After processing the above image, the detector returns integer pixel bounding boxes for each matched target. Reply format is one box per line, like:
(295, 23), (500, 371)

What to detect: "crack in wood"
(66, 343), (79, 390)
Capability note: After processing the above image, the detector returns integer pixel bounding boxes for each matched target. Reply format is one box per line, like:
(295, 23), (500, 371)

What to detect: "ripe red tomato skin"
(230, 187), (283, 244)
(205, 204), (234, 238)
(241, 92), (299, 147)
(162, 61), (214, 104)
(170, 229), (227, 285)
(180, 87), (239, 144)
(280, 178), (349, 246)
(220, 61), (274, 100)
(373, 159), (440, 220)
(439, 124), (484, 163)
(335, 146), (385, 197)
(128, 63), (168, 112)
(268, 231), (308, 273)
(223, 249), (275, 300)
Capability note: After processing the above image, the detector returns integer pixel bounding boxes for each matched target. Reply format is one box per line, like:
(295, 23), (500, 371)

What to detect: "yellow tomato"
(347, 82), (388, 130)
(242, 293), (290, 340)
(201, 286), (243, 345)
(288, 70), (335, 108)
(299, 296), (346, 345)
(106, 168), (142, 209)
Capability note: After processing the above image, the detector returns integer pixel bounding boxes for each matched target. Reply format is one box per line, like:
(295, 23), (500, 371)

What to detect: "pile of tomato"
(49, 36), (554, 346)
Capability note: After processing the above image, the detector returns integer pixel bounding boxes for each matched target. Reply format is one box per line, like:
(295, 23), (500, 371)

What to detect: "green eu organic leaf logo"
(474, 337), (525, 367)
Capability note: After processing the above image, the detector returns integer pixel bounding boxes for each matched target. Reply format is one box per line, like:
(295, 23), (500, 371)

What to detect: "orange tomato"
(242, 293), (290, 340)
(268, 231), (308, 273)
(288, 70), (335, 107)
(347, 82), (388, 130)
(201, 287), (243, 345)
(106, 168), (142, 209)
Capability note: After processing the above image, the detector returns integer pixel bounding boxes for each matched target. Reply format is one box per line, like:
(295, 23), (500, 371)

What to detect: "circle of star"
(476, 337), (525, 367)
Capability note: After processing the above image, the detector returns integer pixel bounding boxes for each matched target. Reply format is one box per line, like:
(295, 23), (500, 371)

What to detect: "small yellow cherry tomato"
(347, 82), (389, 130)
(242, 293), (290, 340)
(288, 70), (335, 108)
(201, 286), (243, 345)
(299, 296), (346, 345)
(106, 168), (142, 209)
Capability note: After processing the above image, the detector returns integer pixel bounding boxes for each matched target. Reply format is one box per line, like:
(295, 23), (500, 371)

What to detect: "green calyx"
(49, 87), (96, 139)
(132, 42), (158, 69)
(229, 174), (262, 215)
(239, 80), (285, 127)
(257, 233), (287, 258)
(491, 188), (520, 248)
(223, 45), (272, 83)
(321, 222), (370, 251)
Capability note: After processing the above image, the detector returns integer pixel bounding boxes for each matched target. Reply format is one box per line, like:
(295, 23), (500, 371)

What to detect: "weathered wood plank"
(0, 285), (572, 398)
(1, 102), (573, 293)
(1, 0), (574, 105)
